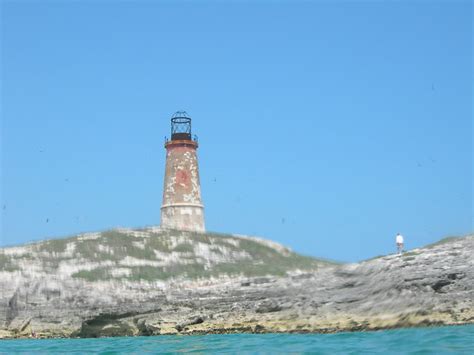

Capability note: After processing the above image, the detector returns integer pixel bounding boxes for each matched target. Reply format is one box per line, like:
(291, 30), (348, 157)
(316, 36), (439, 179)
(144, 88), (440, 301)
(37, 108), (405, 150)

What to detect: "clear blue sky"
(1, 1), (472, 262)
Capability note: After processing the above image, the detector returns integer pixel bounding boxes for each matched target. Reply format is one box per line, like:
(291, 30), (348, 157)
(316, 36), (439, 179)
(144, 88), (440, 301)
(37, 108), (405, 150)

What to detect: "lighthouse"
(160, 111), (205, 232)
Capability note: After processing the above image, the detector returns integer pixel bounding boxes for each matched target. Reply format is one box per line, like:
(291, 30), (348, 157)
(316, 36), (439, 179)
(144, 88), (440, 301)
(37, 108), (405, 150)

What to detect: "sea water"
(1, 325), (472, 354)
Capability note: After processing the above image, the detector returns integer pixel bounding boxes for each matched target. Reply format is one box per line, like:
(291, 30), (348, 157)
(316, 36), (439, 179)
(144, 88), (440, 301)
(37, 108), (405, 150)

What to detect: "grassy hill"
(0, 228), (334, 282)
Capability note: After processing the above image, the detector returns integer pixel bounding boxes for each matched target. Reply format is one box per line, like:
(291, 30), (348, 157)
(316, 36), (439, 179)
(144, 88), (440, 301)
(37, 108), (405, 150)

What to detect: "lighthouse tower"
(160, 111), (205, 232)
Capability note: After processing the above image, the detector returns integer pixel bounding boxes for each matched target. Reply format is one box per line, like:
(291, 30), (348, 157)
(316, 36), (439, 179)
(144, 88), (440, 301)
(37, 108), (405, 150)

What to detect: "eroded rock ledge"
(0, 230), (472, 338)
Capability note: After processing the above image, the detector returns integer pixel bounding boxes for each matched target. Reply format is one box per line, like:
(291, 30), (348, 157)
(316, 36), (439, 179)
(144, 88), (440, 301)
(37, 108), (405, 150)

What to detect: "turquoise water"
(1, 325), (473, 354)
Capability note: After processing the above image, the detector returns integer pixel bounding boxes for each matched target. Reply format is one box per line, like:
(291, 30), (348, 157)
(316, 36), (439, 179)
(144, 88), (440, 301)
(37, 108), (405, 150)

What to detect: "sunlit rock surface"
(0, 229), (472, 338)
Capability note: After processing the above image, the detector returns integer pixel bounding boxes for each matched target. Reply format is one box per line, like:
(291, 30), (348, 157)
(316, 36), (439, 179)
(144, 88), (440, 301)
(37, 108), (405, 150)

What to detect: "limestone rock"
(0, 230), (472, 338)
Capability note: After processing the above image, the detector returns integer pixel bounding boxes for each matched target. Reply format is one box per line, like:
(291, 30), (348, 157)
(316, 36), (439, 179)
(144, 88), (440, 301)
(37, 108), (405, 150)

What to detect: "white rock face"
(0, 231), (472, 339)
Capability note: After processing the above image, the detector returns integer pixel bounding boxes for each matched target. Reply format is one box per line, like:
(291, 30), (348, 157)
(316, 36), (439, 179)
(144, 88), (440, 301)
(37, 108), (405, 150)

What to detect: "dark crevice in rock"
(5, 290), (19, 327)
(136, 318), (160, 336)
(19, 318), (31, 333)
(41, 288), (61, 301)
(255, 300), (282, 313)
(431, 280), (453, 293)
(175, 316), (204, 332)
(447, 272), (465, 280)
(73, 311), (148, 338)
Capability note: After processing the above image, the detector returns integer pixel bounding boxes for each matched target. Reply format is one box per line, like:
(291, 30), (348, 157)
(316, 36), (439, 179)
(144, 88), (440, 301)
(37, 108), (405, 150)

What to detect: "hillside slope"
(0, 227), (330, 283)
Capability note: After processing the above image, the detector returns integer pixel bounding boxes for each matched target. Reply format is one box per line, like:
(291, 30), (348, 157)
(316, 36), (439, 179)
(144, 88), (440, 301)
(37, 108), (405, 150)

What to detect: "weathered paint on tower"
(160, 111), (205, 232)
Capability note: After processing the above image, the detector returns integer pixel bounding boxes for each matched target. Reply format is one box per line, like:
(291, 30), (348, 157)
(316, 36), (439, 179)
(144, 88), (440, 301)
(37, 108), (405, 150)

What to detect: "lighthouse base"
(160, 204), (205, 232)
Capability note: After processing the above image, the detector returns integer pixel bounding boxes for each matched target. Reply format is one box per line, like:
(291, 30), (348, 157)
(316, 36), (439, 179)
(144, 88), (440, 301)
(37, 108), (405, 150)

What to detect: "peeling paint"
(161, 142), (205, 232)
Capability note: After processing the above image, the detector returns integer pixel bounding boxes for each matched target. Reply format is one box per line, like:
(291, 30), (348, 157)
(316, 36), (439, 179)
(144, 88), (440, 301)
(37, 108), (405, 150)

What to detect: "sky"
(1, 1), (472, 262)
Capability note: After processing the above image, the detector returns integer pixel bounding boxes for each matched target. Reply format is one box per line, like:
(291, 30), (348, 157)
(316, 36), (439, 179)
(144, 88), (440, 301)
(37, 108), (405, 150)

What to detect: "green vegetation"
(71, 255), (323, 282)
(39, 237), (72, 254)
(401, 251), (421, 258)
(172, 243), (194, 253)
(424, 236), (463, 249)
(14, 229), (468, 281)
(0, 254), (19, 272)
(72, 267), (112, 282)
(128, 264), (208, 281)
(363, 255), (385, 262)
(3, 228), (337, 281)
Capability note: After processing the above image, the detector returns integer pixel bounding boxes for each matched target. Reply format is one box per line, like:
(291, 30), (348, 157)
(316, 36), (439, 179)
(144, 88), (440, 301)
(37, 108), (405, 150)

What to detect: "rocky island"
(0, 228), (472, 338)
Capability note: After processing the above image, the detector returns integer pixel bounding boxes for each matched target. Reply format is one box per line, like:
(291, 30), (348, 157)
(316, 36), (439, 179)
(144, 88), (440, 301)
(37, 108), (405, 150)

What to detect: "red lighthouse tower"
(160, 111), (205, 232)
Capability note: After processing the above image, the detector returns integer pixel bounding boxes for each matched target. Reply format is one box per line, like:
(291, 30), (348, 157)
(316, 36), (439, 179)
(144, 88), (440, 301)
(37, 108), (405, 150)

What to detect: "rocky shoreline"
(1, 230), (472, 339)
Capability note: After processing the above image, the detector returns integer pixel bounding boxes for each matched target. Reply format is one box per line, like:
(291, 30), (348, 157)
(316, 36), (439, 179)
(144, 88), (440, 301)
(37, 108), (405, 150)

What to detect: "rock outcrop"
(0, 229), (472, 338)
